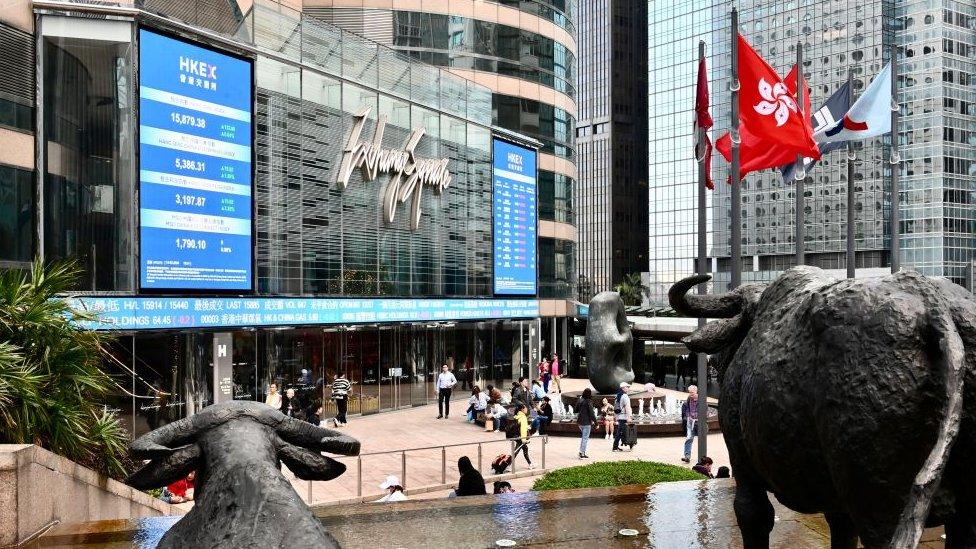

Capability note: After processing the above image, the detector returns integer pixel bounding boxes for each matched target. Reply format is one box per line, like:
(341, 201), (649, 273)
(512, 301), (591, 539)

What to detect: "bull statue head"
(668, 274), (765, 380)
(586, 291), (634, 394)
(127, 401), (360, 548)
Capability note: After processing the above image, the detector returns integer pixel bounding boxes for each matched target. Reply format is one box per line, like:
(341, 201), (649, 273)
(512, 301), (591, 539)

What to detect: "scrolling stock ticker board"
(492, 138), (538, 296)
(138, 28), (253, 292)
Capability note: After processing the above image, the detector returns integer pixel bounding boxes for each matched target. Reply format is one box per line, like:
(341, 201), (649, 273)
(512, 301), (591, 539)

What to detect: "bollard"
(441, 446), (447, 484)
(357, 455), (362, 498)
(478, 443), (483, 473)
(401, 451), (407, 488)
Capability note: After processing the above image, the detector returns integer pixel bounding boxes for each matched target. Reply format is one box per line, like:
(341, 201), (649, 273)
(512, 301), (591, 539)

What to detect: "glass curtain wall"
(41, 17), (135, 291)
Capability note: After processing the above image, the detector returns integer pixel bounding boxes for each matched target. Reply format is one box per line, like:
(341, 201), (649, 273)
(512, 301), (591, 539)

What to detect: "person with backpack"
(611, 382), (633, 452)
(331, 373), (350, 426)
(511, 377), (532, 412)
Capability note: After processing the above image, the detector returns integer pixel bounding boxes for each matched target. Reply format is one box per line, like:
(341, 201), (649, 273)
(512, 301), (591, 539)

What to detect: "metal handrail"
(349, 434), (550, 458)
(303, 434), (550, 502)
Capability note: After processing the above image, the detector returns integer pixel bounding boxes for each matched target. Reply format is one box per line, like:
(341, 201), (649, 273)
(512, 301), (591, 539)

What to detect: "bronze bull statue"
(127, 401), (360, 548)
(670, 266), (974, 549)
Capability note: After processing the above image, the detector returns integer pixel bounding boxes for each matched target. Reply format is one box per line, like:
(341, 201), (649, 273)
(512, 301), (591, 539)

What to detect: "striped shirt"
(331, 377), (350, 399)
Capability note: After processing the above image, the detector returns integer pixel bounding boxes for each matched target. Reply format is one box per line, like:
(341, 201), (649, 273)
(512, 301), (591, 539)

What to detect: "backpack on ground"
(491, 454), (513, 474)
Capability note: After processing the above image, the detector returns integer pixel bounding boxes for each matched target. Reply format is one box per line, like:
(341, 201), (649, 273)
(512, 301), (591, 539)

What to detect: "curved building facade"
(306, 0), (580, 364)
(305, 1), (579, 298)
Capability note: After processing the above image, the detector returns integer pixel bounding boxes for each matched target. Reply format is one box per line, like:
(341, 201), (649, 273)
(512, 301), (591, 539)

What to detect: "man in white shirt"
(612, 382), (633, 452)
(436, 364), (457, 419)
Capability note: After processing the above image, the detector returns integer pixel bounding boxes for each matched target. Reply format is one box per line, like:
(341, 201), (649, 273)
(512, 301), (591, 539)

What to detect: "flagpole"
(890, 44), (900, 273)
(846, 68), (856, 279)
(730, 7), (742, 290)
(794, 42), (805, 267)
(696, 40), (709, 462)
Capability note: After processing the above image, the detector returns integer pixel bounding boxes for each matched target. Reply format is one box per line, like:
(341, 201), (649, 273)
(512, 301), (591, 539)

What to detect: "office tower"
(576, 0), (649, 297)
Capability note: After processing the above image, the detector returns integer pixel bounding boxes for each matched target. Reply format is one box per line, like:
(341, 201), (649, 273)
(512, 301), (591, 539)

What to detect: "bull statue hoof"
(127, 401), (360, 548)
(670, 266), (975, 549)
(586, 291), (634, 394)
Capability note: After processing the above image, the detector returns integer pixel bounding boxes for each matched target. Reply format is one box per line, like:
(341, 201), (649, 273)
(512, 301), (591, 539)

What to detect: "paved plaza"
(287, 377), (727, 505)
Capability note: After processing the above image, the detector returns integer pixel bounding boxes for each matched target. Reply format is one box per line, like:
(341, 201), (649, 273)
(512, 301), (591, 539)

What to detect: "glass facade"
(387, 11), (576, 99)
(304, 3), (579, 300)
(38, 8), (495, 297)
(646, 0), (976, 305)
(22, 4), (550, 436)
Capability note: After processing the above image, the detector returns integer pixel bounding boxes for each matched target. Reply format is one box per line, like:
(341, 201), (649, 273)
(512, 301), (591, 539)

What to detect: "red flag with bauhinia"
(717, 65), (813, 178)
(695, 57), (715, 190)
(716, 37), (820, 179)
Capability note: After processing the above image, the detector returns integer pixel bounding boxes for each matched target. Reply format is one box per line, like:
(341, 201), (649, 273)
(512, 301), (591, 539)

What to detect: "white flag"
(813, 63), (892, 142)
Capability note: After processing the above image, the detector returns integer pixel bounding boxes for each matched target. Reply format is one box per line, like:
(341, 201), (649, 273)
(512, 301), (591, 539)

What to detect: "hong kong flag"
(717, 64), (815, 179)
(717, 36), (819, 177)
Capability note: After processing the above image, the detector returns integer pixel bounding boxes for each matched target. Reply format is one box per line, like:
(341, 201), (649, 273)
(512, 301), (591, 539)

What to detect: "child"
(601, 397), (615, 440)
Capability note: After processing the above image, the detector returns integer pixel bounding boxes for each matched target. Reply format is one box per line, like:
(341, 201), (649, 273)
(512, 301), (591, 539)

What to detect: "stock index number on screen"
(175, 238), (207, 251)
(170, 112), (206, 128)
(174, 157), (206, 172)
(175, 193), (206, 207)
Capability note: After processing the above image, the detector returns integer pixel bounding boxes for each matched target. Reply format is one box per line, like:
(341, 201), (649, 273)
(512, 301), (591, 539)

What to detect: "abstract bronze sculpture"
(586, 291), (634, 394)
(670, 266), (974, 549)
(127, 401), (360, 548)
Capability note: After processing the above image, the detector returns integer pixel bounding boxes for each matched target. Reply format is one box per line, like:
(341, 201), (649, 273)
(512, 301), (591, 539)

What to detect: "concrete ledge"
(0, 444), (182, 546)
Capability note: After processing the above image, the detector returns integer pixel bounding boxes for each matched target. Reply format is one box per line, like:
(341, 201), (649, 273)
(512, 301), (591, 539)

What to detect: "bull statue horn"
(668, 274), (743, 318)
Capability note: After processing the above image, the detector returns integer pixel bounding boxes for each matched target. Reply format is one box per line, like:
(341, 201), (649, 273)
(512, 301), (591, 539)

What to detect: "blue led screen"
(492, 138), (538, 295)
(138, 29), (253, 291)
(69, 297), (540, 331)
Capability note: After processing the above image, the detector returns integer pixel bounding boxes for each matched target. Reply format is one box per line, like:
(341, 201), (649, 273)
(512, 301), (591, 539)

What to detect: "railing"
(301, 435), (549, 504)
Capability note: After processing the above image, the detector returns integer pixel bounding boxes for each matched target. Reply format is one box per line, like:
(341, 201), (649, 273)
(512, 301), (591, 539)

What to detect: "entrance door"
(380, 326), (409, 410)
(406, 324), (429, 406)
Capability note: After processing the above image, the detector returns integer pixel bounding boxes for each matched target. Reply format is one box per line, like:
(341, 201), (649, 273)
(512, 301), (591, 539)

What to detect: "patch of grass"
(531, 460), (705, 491)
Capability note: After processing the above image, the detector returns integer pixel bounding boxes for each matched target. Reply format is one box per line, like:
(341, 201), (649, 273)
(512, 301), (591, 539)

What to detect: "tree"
(614, 272), (646, 306)
(0, 260), (129, 479)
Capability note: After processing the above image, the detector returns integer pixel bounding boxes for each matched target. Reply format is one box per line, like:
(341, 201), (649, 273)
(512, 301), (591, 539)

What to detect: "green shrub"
(0, 260), (130, 479)
(531, 460), (705, 491)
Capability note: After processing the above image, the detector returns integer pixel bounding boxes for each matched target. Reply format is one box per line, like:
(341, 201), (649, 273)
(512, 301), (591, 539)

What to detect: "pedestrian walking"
(551, 353), (562, 393)
(331, 373), (350, 426)
(681, 385), (700, 463)
(436, 364), (457, 419)
(538, 358), (550, 393)
(512, 403), (534, 469)
(576, 388), (596, 459)
(611, 382), (632, 452)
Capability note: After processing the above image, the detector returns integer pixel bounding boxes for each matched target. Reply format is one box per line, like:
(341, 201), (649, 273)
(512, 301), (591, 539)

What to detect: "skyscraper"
(647, 1), (976, 305)
(576, 0), (649, 296)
